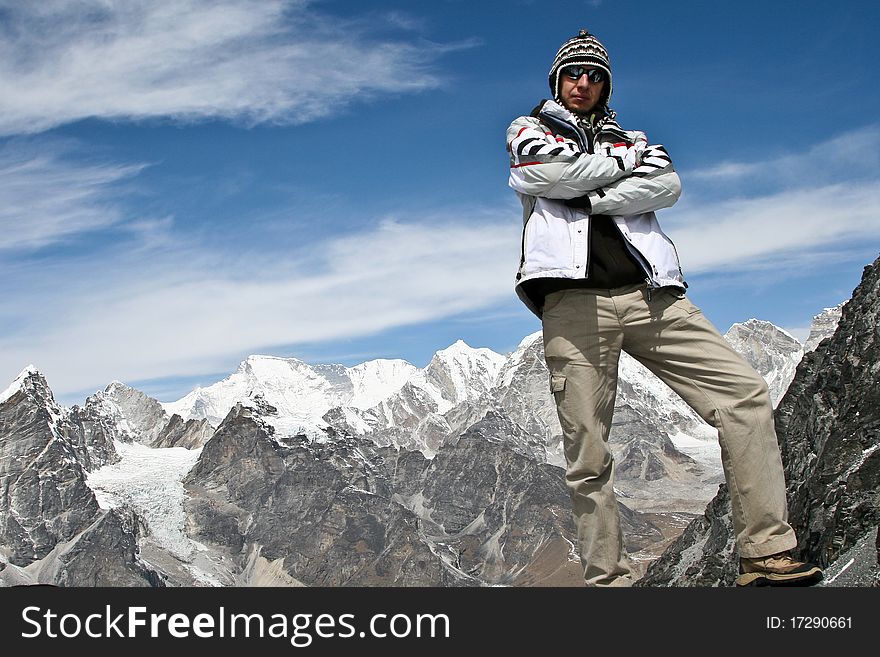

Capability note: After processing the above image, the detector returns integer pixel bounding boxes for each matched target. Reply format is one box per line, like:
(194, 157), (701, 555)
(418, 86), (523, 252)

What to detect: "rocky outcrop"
(804, 303), (844, 352)
(724, 319), (804, 407)
(776, 262), (879, 572)
(182, 404), (661, 586)
(0, 369), (104, 565)
(0, 368), (162, 585)
(152, 413), (214, 449)
(639, 256), (880, 586)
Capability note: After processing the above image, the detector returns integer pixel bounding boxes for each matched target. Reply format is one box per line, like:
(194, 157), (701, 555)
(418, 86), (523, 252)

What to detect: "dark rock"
(47, 508), (163, 587)
(152, 413), (213, 449)
(182, 402), (661, 586)
(0, 372), (102, 565)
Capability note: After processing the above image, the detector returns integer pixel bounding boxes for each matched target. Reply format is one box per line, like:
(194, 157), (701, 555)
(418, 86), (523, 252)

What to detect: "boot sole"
(735, 567), (824, 587)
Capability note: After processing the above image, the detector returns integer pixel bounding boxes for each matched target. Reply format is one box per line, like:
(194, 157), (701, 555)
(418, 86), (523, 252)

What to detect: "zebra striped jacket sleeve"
(585, 144), (682, 215)
(506, 116), (633, 199)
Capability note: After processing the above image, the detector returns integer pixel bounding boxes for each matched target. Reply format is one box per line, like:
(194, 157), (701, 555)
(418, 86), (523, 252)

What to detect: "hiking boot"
(735, 551), (823, 587)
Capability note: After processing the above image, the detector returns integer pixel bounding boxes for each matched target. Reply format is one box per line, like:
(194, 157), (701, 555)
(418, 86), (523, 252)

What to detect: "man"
(506, 29), (823, 587)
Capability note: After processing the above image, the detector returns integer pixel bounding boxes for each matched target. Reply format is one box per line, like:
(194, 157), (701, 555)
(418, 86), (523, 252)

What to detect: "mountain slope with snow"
(162, 355), (419, 438)
(724, 319), (804, 407)
(805, 303), (845, 352)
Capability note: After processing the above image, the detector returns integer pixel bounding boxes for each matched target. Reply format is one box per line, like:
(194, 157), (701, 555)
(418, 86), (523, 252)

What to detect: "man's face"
(558, 65), (606, 115)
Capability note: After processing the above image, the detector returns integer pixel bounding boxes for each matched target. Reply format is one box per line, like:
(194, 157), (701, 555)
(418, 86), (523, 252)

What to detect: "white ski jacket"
(507, 100), (686, 317)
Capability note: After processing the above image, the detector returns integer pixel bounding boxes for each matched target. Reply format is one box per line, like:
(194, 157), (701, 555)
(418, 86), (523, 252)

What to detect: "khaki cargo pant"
(542, 284), (798, 586)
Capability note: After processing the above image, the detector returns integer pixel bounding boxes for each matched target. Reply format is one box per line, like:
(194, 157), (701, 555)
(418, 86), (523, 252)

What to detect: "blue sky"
(1, 0), (878, 406)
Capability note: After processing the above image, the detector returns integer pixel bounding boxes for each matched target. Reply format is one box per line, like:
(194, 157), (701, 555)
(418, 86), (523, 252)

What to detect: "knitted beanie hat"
(548, 29), (613, 110)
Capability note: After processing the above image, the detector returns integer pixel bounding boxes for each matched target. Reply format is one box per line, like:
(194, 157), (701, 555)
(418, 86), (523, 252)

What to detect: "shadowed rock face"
(38, 508), (162, 587)
(152, 413), (214, 449)
(0, 371), (104, 565)
(0, 371), (161, 586)
(638, 256), (880, 587)
(183, 405), (661, 586)
(724, 320), (804, 407)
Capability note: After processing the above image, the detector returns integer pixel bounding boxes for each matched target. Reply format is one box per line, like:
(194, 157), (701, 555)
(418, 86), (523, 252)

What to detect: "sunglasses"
(561, 65), (606, 83)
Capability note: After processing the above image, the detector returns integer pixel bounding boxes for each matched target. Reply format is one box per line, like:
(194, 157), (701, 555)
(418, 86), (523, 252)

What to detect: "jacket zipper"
(541, 111), (594, 278)
(610, 221), (658, 297)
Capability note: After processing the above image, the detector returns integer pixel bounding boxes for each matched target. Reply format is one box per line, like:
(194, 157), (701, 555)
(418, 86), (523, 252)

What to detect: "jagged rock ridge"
(0, 368), (160, 585)
(181, 404), (663, 586)
(724, 320), (803, 407)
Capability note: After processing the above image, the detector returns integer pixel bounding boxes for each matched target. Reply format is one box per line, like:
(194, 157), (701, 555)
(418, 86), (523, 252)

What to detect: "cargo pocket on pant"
(549, 373), (574, 437)
(550, 373), (566, 397)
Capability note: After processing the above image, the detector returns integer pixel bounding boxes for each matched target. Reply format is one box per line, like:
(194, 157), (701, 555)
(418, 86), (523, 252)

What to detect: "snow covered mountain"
(804, 303), (844, 352)
(163, 354), (419, 437)
(723, 320), (804, 407)
(87, 380), (170, 445)
(156, 307), (826, 456)
(0, 367), (159, 585)
(152, 315), (807, 495)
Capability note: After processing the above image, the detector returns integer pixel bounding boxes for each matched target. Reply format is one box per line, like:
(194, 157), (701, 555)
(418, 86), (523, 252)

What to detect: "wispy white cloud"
(669, 125), (880, 275)
(0, 0), (465, 136)
(686, 125), (880, 185)
(0, 208), (520, 399)
(0, 139), (149, 250)
(668, 180), (880, 274)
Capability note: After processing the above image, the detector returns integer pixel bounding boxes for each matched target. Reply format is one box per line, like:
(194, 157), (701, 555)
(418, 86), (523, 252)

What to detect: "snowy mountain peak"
(163, 352), (417, 438)
(0, 366), (66, 439)
(805, 302), (844, 352)
(734, 318), (799, 342)
(724, 320), (804, 407)
(436, 339), (502, 360)
(345, 359), (418, 410)
(89, 381), (170, 446)
(425, 341), (506, 407)
(433, 339), (504, 367)
(1, 365), (52, 406)
(239, 354), (311, 376)
(347, 357), (415, 374)
(441, 339), (473, 353)
(104, 380), (132, 394)
(516, 331), (543, 351)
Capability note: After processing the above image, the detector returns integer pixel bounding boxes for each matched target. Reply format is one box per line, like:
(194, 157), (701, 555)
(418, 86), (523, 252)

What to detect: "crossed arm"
(506, 115), (681, 215)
